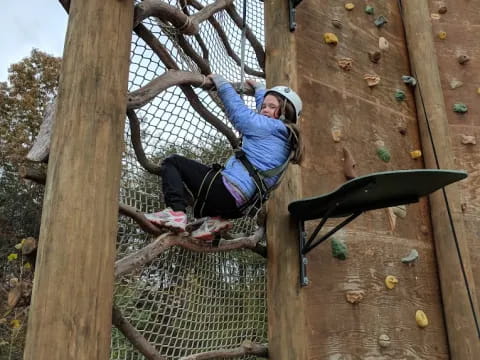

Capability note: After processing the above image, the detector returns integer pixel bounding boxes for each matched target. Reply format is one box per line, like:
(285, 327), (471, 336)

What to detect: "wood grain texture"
(265, 0), (308, 359)
(23, 1), (134, 359)
(295, 0), (450, 358)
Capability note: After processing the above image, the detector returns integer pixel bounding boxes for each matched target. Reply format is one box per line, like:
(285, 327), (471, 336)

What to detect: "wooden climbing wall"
(429, 0), (480, 303)
(295, 1), (449, 358)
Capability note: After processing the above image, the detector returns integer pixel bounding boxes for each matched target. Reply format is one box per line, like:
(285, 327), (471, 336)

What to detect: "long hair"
(269, 93), (304, 165)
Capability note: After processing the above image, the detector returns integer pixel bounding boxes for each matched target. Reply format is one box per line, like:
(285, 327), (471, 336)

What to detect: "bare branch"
(119, 203), (165, 236)
(115, 227), (266, 278)
(112, 306), (166, 360)
(176, 33), (212, 74)
(134, 24), (240, 148)
(127, 70), (212, 110)
(179, 340), (268, 359)
(19, 166), (47, 185)
(134, 0), (233, 34)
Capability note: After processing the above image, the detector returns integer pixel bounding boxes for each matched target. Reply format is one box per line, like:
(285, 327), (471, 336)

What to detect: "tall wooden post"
(401, 1), (480, 358)
(265, 0), (308, 359)
(23, 0), (133, 359)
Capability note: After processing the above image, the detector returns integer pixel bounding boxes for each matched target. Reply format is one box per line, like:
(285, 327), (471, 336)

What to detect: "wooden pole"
(23, 0), (133, 359)
(265, 0), (308, 359)
(401, 1), (480, 358)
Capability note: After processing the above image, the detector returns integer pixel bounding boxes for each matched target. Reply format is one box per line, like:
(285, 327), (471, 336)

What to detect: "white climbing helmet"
(265, 86), (302, 123)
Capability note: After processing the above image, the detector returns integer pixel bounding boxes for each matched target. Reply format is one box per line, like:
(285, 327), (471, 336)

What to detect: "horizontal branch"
(179, 340), (268, 359)
(115, 227), (266, 278)
(127, 70), (212, 110)
(119, 203), (165, 236)
(112, 306), (166, 360)
(134, 0), (233, 34)
(19, 166), (47, 185)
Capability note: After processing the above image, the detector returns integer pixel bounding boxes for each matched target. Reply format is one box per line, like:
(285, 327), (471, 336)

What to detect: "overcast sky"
(1, 1), (68, 82)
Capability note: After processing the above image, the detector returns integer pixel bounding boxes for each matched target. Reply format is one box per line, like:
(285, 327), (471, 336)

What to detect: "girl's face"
(260, 94), (281, 119)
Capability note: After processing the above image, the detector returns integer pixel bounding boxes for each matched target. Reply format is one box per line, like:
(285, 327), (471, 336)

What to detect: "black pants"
(160, 154), (243, 219)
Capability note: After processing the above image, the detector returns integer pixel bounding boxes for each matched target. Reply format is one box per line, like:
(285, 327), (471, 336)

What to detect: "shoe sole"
(148, 219), (186, 233)
(192, 222), (233, 241)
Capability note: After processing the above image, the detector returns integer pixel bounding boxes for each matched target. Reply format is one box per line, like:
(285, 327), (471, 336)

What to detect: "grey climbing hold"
(401, 249), (419, 264)
(457, 54), (470, 65)
(402, 75), (417, 87)
(395, 90), (406, 101)
(369, 50), (381, 63)
(332, 19), (342, 28)
(331, 238), (348, 260)
(450, 79), (464, 89)
(374, 16), (388, 27)
(453, 103), (468, 113)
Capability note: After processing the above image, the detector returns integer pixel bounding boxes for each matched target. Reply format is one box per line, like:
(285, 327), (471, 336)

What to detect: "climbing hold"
(395, 89), (406, 102)
(378, 334), (391, 348)
(416, 310), (429, 328)
(343, 147), (358, 180)
(331, 238), (348, 260)
(324, 33), (339, 45)
(402, 75), (417, 87)
(453, 103), (468, 113)
(392, 205), (407, 218)
(332, 19), (342, 28)
(364, 74), (381, 87)
(368, 50), (381, 63)
(337, 57), (353, 71)
(461, 203), (467, 212)
(410, 150), (422, 159)
(477, 88), (480, 95)
(461, 135), (476, 145)
(438, 5), (448, 14)
(401, 249), (419, 264)
(431, 13), (441, 20)
(457, 54), (470, 65)
(438, 31), (447, 40)
(397, 119), (408, 135)
(378, 37), (389, 50)
(345, 3), (355, 11)
(365, 5), (374, 15)
(331, 127), (343, 142)
(385, 275), (398, 289)
(345, 290), (365, 304)
(374, 16), (388, 27)
(420, 225), (429, 235)
(449, 79), (464, 89)
(376, 147), (391, 162)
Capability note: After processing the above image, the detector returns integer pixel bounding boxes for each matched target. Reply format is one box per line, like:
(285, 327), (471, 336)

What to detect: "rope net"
(113, 0), (267, 358)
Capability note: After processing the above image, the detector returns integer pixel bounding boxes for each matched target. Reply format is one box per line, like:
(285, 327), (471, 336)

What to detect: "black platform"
(288, 169), (467, 286)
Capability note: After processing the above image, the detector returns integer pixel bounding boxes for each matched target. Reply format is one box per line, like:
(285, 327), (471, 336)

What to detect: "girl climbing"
(145, 74), (303, 241)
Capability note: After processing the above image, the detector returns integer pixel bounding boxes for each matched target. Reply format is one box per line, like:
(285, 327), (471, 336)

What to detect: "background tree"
(0, 49), (61, 360)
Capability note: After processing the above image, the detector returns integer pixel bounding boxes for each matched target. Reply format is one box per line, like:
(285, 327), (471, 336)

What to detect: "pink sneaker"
(144, 208), (187, 233)
(191, 217), (233, 242)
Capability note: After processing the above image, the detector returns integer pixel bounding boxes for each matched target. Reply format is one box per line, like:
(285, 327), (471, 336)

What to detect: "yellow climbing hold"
(324, 33), (339, 45)
(345, 3), (355, 10)
(410, 150), (422, 159)
(438, 31), (447, 40)
(477, 88), (480, 95)
(416, 310), (429, 328)
(385, 275), (398, 289)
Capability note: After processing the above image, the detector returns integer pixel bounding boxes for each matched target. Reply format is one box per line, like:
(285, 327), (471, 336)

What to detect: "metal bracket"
(289, 0), (304, 31)
(298, 206), (362, 287)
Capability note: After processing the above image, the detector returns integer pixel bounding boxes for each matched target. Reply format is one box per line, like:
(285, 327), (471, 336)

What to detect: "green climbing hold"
(331, 238), (348, 260)
(374, 16), (388, 27)
(377, 147), (391, 162)
(395, 90), (406, 101)
(401, 249), (419, 264)
(453, 103), (468, 113)
(365, 5), (374, 15)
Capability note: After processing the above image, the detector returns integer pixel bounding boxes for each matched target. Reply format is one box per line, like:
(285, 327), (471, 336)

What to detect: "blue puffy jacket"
(217, 83), (292, 203)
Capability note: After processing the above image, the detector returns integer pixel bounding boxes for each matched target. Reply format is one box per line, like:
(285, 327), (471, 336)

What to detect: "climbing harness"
(193, 164), (223, 218)
(397, 0), (480, 337)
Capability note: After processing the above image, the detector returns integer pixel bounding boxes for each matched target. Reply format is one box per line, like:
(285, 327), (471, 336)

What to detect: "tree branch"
(179, 340), (268, 359)
(112, 306), (166, 360)
(119, 203), (165, 236)
(134, 24), (240, 148)
(134, 0), (233, 34)
(127, 70), (213, 110)
(176, 33), (212, 75)
(115, 227), (266, 278)
(26, 101), (55, 163)
(19, 166), (47, 185)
